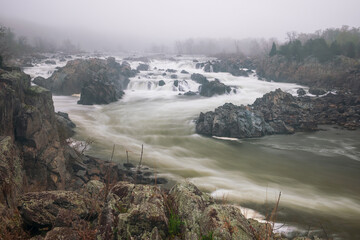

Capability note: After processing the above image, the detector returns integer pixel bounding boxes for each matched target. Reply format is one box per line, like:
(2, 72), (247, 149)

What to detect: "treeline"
(0, 25), (81, 61)
(173, 38), (276, 57)
(269, 26), (360, 62)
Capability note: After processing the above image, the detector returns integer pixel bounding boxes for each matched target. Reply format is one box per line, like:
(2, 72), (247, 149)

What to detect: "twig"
(138, 144), (144, 167)
(110, 144), (115, 161)
(126, 150), (129, 163)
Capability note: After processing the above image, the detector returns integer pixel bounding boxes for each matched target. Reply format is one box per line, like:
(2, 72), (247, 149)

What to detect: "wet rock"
(137, 63), (149, 71)
(170, 74), (178, 79)
(191, 73), (209, 84)
(203, 60), (249, 77)
(77, 81), (121, 105)
(18, 191), (99, 230)
(159, 80), (166, 86)
(34, 58), (132, 96)
(173, 80), (179, 87)
(98, 181), (168, 240)
(184, 91), (197, 96)
(45, 60), (56, 65)
(297, 88), (306, 96)
(309, 88), (326, 96)
(180, 70), (189, 74)
(196, 103), (273, 138)
(55, 111), (76, 142)
(200, 79), (231, 97)
(166, 69), (177, 73)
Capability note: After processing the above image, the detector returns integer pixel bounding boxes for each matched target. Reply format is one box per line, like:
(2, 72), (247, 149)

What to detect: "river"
(24, 54), (360, 239)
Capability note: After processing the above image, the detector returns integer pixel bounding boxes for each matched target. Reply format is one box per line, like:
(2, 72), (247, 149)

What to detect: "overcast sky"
(0, 0), (359, 50)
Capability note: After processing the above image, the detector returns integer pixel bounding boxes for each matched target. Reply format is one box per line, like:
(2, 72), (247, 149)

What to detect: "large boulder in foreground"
(98, 181), (168, 240)
(18, 191), (99, 231)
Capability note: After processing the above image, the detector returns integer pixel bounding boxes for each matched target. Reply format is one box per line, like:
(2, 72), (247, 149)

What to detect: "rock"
(180, 70), (189, 74)
(55, 111), (76, 142)
(191, 73), (209, 85)
(0, 67), (67, 192)
(309, 88), (327, 96)
(166, 69), (177, 73)
(77, 81), (121, 105)
(45, 60), (56, 65)
(98, 182), (168, 240)
(195, 88), (356, 139)
(34, 58), (132, 96)
(173, 80), (179, 87)
(18, 191), (99, 231)
(159, 80), (166, 86)
(44, 227), (79, 240)
(169, 182), (213, 239)
(170, 74), (178, 79)
(0, 136), (23, 208)
(184, 91), (197, 96)
(200, 79), (231, 97)
(297, 88), (306, 96)
(196, 103), (273, 138)
(123, 56), (150, 63)
(59, 58), (66, 62)
(137, 63), (149, 71)
(85, 180), (105, 198)
(200, 204), (255, 239)
(203, 60), (249, 77)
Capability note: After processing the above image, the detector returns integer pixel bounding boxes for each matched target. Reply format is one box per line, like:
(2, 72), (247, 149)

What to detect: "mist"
(0, 0), (359, 52)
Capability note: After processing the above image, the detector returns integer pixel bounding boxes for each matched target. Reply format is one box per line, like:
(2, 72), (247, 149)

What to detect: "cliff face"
(256, 55), (360, 93)
(0, 66), (66, 206)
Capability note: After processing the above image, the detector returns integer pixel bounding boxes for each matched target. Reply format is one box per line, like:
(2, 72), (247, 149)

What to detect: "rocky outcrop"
(200, 79), (231, 97)
(204, 60), (249, 77)
(256, 55), (360, 93)
(196, 89), (360, 138)
(309, 88), (326, 96)
(33, 57), (136, 98)
(0, 68), (67, 192)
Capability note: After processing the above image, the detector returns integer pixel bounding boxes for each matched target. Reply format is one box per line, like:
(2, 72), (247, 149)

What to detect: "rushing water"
(24, 54), (360, 239)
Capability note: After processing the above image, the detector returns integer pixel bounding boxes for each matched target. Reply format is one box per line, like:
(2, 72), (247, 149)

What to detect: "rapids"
(24, 54), (360, 239)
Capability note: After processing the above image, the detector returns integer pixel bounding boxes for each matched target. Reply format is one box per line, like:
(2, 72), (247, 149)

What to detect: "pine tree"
(269, 42), (277, 57)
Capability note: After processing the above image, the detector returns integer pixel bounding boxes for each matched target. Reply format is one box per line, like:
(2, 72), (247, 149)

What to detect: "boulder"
(180, 70), (189, 74)
(191, 73), (209, 85)
(184, 91), (197, 96)
(169, 182), (213, 239)
(200, 79), (231, 97)
(166, 69), (177, 73)
(18, 191), (99, 230)
(45, 60), (56, 65)
(159, 80), (166, 86)
(309, 88), (327, 96)
(203, 60), (249, 77)
(77, 81), (121, 105)
(173, 80), (179, 87)
(34, 58), (133, 96)
(297, 88), (306, 96)
(170, 74), (178, 79)
(98, 182), (168, 240)
(137, 63), (149, 71)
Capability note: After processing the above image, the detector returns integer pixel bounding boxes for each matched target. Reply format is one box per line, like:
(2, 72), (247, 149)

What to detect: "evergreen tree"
(269, 42), (277, 57)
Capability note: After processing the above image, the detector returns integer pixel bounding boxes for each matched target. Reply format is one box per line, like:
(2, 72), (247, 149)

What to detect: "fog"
(0, 0), (359, 52)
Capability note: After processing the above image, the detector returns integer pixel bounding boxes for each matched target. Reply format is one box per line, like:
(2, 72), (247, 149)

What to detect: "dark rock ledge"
(196, 88), (360, 138)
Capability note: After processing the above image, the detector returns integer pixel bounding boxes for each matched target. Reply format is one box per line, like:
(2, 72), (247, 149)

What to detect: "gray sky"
(1, 0), (359, 50)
